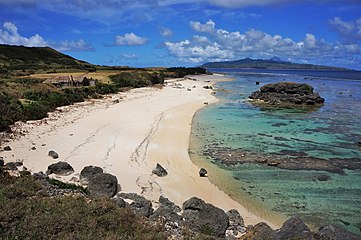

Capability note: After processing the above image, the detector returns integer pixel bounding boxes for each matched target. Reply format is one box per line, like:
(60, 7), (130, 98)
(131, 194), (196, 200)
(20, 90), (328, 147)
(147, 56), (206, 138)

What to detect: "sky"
(0, 0), (361, 69)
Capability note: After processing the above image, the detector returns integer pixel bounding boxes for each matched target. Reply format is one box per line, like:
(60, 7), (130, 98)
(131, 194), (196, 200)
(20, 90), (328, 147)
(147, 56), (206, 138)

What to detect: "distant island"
(201, 57), (351, 71)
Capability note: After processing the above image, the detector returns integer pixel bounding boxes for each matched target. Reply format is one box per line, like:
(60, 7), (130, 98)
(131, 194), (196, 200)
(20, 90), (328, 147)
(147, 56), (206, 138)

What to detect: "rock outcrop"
(80, 165), (103, 183)
(226, 209), (246, 238)
(87, 173), (118, 197)
(315, 224), (361, 240)
(249, 82), (325, 107)
(152, 163), (168, 177)
(277, 216), (313, 240)
(118, 192), (154, 217)
(46, 161), (74, 176)
(182, 197), (228, 237)
(240, 222), (278, 240)
(151, 196), (182, 224)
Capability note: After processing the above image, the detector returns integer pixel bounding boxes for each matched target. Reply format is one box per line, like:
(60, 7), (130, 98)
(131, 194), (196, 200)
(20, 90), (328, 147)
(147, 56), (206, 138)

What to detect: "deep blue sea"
(190, 69), (361, 234)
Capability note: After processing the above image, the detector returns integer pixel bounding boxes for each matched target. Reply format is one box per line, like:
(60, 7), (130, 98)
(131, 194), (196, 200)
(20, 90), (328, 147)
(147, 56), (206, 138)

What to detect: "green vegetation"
(0, 172), (167, 239)
(0, 44), (208, 132)
(0, 78), (121, 132)
(109, 71), (164, 88)
(0, 44), (96, 77)
(165, 67), (208, 78)
(201, 57), (350, 70)
(46, 178), (88, 194)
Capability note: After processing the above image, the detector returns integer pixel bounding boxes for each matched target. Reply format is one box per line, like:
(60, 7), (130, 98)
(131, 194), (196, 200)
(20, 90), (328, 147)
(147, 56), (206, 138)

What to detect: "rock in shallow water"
(249, 82), (325, 108)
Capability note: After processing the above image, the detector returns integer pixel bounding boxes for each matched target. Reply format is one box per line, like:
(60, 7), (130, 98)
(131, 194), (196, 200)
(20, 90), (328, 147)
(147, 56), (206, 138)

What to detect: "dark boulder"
(48, 150), (59, 159)
(182, 197), (228, 237)
(152, 163), (168, 177)
(118, 192), (153, 217)
(0, 157), (4, 167)
(112, 195), (126, 208)
(3, 146), (12, 151)
(3, 162), (18, 171)
(80, 165), (103, 183)
(199, 168), (207, 177)
(151, 196), (182, 224)
(46, 161), (74, 176)
(277, 216), (312, 240)
(315, 224), (361, 240)
(87, 173), (118, 198)
(240, 222), (278, 240)
(33, 171), (49, 180)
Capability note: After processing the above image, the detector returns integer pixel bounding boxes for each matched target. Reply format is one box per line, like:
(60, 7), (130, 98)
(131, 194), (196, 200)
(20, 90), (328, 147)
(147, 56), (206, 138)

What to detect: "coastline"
(0, 74), (278, 228)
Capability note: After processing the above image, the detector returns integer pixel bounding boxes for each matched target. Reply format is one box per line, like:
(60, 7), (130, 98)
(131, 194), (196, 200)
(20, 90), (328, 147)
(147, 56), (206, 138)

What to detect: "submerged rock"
(182, 197), (228, 237)
(152, 163), (168, 177)
(46, 161), (74, 176)
(249, 82), (325, 108)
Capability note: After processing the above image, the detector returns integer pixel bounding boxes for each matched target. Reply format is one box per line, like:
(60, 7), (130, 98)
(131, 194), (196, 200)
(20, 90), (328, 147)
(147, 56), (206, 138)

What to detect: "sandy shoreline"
(0, 74), (278, 228)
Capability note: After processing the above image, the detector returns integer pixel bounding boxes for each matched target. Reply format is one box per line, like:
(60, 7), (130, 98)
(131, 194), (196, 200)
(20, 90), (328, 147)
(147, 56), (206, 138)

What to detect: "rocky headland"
(1, 162), (360, 239)
(249, 82), (325, 107)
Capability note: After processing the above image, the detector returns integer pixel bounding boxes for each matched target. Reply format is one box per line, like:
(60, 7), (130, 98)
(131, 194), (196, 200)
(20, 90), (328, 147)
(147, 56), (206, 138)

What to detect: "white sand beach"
(0, 74), (278, 227)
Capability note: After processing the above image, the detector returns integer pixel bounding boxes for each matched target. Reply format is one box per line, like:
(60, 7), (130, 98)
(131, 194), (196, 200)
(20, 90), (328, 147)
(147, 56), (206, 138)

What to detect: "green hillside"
(201, 58), (350, 70)
(0, 44), (96, 76)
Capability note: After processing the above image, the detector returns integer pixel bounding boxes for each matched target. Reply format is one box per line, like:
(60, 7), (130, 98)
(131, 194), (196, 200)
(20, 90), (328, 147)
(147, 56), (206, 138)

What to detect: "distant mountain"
(0, 44), (96, 76)
(200, 58), (350, 70)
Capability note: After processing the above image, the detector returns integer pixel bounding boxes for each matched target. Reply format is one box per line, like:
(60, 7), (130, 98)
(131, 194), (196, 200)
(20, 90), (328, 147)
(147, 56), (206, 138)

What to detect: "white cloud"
(164, 19), (361, 65)
(190, 19), (216, 34)
(120, 53), (139, 59)
(54, 39), (93, 51)
(115, 33), (148, 46)
(0, 21), (93, 51)
(0, 21), (47, 47)
(329, 17), (361, 41)
(159, 27), (173, 37)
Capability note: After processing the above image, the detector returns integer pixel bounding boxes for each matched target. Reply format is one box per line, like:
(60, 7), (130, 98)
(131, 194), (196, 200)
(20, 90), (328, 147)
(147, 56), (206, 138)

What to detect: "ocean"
(190, 69), (361, 234)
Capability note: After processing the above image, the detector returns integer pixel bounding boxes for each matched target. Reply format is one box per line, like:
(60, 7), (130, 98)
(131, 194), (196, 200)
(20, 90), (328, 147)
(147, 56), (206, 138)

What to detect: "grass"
(0, 172), (168, 239)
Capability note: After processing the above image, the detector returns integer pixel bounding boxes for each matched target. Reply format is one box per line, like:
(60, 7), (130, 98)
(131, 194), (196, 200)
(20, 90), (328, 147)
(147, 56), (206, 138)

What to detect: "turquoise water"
(190, 69), (361, 234)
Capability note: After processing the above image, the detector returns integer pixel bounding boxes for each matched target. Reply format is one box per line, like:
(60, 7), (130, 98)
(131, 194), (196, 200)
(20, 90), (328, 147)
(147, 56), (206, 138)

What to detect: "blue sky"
(0, 0), (361, 69)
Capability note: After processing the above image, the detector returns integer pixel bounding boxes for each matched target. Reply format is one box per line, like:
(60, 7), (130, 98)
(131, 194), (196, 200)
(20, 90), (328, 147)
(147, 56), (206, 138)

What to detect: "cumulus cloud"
(115, 33), (148, 46)
(0, 21), (93, 51)
(329, 17), (361, 41)
(120, 53), (139, 59)
(190, 20), (216, 34)
(164, 19), (361, 64)
(0, 22), (47, 47)
(54, 39), (94, 51)
(159, 27), (173, 37)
